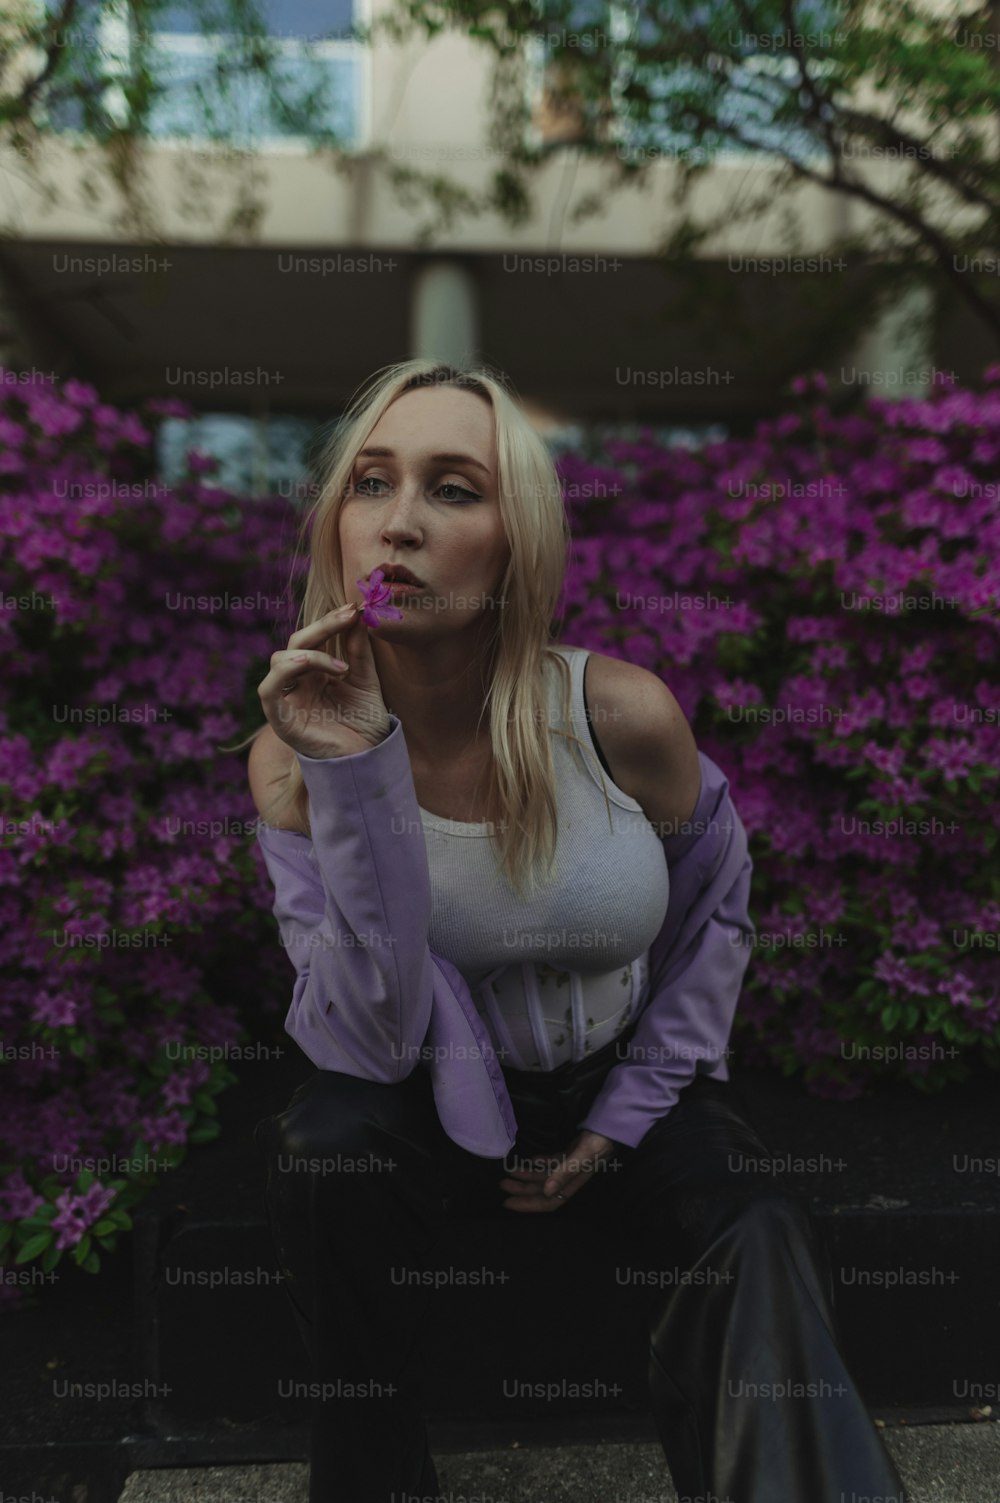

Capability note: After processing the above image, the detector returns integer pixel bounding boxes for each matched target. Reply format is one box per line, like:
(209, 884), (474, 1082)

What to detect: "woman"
(245, 359), (910, 1503)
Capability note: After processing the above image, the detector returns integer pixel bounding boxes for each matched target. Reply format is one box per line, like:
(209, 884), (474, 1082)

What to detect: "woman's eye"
(437, 482), (482, 503)
(353, 475), (481, 503)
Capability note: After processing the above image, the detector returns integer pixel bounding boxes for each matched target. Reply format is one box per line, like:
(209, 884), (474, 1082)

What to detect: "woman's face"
(339, 384), (510, 633)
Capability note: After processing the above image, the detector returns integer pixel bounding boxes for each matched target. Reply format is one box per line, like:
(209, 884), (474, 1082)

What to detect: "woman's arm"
(253, 714), (519, 1156)
(575, 750), (755, 1148)
(255, 714), (439, 1083)
(569, 659), (755, 1148)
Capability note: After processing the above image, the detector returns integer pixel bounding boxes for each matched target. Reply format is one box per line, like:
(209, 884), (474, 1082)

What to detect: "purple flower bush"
(557, 368), (1000, 1099)
(2, 364), (998, 1307)
(0, 374), (298, 1307)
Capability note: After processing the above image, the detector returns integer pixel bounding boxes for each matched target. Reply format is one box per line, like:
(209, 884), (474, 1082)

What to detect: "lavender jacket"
(255, 712), (755, 1158)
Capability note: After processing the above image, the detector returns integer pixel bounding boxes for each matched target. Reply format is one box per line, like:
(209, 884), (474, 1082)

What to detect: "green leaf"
(41, 1240), (61, 1273)
(15, 1212), (56, 1231)
(82, 1249), (100, 1274)
(881, 1003), (901, 1030)
(15, 1230), (54, 1263)
(91, 1219), (118, 1237)
(72, 1233), (92, 1266)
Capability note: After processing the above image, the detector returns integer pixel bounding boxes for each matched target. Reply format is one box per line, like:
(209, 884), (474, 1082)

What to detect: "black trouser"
(253, 1035), (911, 1503)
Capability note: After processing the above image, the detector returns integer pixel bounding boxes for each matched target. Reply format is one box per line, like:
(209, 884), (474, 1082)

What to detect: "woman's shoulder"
(575, 652), (701, 830)
(544, 641), (585, 673)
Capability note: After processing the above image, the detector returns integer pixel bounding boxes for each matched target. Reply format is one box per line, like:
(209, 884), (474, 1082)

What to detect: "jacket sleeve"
(254, 714), (443, 1084)
(576, 753), (755, 1150)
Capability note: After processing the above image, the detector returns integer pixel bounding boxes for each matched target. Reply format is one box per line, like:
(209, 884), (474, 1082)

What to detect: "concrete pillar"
(409, 258), (479, 366)
(846, 279), (937, 398)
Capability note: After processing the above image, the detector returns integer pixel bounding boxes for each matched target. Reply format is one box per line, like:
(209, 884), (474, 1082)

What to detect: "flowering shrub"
(557, 369), (1000, 1098)
(0, 374), (297, 1306)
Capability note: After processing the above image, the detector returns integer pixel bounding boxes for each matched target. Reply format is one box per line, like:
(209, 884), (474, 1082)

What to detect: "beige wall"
(0, 0), (977, 254)
(0, 1), (985, 413)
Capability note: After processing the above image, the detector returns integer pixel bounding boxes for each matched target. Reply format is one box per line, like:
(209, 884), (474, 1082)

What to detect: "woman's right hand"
(258, 602), (393, 759)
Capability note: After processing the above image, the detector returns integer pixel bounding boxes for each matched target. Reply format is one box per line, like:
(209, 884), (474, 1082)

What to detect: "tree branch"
(18, 0), (80, 115)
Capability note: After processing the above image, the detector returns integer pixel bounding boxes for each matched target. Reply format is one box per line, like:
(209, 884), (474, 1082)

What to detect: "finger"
(498, 1155), (563, 1194)
(544, 1155), (599, 1195)
(260, 655), (348, 699)
(281, 649), (349, 674)
(497, 1176), (541, 1197)
(287, 602), (359, 650)
(500, 1159), (581, 1209)
(544, 1173), (583, 1205)
(502, 1188), (564, 1212)
(506, 1153), (558, 1174)
(269, 640), (350, 671)
(258, 657), (348, 708)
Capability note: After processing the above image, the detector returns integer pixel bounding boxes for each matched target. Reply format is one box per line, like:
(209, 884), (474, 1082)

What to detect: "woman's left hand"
(498, 1129), (620, 1212)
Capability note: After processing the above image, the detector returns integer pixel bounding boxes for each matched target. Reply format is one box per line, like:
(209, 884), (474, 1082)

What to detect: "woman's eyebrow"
(357, 446), (491, 477)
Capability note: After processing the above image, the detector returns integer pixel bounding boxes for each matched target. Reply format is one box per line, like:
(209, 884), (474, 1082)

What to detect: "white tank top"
(419, 645), (670, 1071)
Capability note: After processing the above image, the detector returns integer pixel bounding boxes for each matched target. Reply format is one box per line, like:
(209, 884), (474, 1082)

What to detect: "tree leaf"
(15, 1230), (54, 1263)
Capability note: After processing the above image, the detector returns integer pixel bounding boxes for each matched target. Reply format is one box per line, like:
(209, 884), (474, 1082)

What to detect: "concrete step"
(115, 1422), (1000, 1503)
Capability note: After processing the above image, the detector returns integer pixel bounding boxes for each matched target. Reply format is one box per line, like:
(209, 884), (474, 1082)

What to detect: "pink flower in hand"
(356, 568), (405, 628)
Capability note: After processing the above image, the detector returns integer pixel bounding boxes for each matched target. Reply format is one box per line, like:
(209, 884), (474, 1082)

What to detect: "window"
(526, 0), (841, 164)
(142, 0), (365, 146)
(41, 0), (367, 149)
(156, 410), (322, 498)
(525, 0), (626, 148)
(546, 420), (729, 462)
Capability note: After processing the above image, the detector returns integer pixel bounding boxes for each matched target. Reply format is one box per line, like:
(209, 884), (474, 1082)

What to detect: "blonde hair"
(224, 357), (612, 898)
